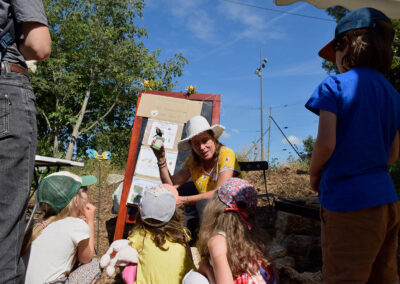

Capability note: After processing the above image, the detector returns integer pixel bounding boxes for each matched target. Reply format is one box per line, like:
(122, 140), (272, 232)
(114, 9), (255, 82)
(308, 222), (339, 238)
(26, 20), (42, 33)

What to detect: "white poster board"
(126, 177), (161, 205)
(134, 147), (178, 178)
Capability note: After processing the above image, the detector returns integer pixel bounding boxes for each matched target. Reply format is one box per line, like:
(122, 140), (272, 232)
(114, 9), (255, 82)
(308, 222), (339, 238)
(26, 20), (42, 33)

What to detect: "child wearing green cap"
(306, 7), (400, 283)
(22, 171), (101, 284)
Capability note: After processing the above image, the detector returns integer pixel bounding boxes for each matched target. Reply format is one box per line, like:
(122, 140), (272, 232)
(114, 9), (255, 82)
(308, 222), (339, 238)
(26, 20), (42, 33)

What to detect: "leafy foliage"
(33, 0), (187, 165)
(299, 135), (315, 165)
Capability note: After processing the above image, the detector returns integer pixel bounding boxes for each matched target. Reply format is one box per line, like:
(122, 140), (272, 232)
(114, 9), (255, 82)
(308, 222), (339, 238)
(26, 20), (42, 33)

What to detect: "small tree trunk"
(53, 135), (59, 157)
(65, 89), (91, 160)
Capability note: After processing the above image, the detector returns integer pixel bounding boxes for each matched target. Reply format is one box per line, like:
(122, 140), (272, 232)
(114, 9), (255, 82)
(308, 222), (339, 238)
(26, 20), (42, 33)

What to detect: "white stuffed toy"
(100, 239), (139, 277)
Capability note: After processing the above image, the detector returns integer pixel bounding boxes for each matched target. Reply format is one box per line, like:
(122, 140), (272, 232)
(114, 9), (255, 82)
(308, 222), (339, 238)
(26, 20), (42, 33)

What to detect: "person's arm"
(18, 22), (51, 61)
(152, 143), (190, 186)
(389, 131), (399, 166)
(198, 258), (216, 284)
(77, 203), (96, 264)
(179, 169), (235, 207)
(208, 234), (234, 284)
(310, 110), (337, 193)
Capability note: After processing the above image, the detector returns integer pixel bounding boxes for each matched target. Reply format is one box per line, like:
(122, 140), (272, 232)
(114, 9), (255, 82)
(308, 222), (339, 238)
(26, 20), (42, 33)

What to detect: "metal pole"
(97, 160), (101, 253)
(260, 49), (264, 161)
(270, 115), (305, 161)
(267, 107), (272, 163)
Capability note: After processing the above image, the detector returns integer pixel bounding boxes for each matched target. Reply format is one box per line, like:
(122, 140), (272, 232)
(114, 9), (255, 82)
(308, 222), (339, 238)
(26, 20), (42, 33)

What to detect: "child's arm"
(208, 234), (234, 284)
(198, 258), (216, 284)
(310, 110), (337, 193)
(77, 203), (96, 263)
(389, 131), (399, 165)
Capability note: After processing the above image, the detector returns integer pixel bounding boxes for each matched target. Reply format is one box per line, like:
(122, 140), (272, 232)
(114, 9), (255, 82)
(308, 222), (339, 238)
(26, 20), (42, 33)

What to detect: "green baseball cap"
(37, 171), (97, 213)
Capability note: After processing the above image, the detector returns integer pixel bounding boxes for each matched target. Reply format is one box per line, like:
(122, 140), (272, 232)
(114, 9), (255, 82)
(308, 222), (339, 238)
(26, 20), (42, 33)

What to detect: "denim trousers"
(0, 67), (37, 284)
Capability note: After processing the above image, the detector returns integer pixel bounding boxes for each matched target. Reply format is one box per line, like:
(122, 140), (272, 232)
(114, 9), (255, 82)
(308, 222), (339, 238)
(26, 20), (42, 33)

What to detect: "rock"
(106, 174), (124, 185)
(275, 211), (319, 235)
(274, 255), (296, 268)
(276, 263), (322, 284)
(302, 271), (322, 282)
(268, 242), (287, 259)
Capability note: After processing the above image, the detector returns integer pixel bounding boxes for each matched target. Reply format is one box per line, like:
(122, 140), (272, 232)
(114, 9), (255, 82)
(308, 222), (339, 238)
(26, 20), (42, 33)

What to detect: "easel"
(114, 90), (221, 240)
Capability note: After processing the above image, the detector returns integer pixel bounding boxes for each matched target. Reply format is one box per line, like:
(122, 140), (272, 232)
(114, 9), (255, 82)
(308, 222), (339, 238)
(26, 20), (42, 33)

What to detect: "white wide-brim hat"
(178, 115), (225, 152)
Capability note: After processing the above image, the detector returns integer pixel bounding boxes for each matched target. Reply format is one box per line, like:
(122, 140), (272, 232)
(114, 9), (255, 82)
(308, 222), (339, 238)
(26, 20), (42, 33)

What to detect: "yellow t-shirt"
(182, 146), (242, 193)
(128, 229), (195, 284)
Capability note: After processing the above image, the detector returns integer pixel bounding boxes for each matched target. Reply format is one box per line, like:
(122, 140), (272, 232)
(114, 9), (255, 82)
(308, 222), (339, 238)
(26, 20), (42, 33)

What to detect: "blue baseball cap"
(319, 7), (391, 62)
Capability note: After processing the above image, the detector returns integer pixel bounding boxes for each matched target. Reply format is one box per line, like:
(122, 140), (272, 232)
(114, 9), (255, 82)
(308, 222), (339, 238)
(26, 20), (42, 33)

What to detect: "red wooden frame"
(114, 90), (221, 240)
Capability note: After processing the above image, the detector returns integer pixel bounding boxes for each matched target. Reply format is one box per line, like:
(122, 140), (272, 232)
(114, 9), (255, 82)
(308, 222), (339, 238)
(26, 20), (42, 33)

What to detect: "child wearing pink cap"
(186, 178), (278, 284)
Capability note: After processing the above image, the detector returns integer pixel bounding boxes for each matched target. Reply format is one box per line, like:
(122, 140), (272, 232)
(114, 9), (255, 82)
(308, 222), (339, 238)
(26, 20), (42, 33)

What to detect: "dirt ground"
(81, 164), (316, 283)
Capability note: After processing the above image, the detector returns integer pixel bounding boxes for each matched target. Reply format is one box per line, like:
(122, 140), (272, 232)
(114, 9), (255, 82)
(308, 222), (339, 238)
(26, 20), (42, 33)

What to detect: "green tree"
(300, 135), (315, 165)
(33, 0), (187, 162)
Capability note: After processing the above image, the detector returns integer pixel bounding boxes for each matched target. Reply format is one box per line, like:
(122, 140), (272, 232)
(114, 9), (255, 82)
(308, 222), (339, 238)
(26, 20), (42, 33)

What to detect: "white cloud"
(196, 2), (307, 59)
(266, 58), (326, 78)
(231, 128), (239, 134)
(221, 131), (232, 138)
(281, 135), (302, 145)
(217, 2), (308, 41)
(161, 0), (217, 42)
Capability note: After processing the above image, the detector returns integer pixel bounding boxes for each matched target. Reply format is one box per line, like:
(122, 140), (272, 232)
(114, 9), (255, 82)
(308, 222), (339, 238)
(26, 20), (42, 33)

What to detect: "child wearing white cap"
(22, 171), (100, 284)
(124, 184), (195, 284)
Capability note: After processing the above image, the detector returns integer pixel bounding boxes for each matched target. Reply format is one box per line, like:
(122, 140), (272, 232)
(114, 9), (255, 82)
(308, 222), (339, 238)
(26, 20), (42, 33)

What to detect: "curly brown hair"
(189, 130), (224, 167)
(334, 20), (394, 75)
(130, 207), (189, 252)
(197, 193), (274, 278)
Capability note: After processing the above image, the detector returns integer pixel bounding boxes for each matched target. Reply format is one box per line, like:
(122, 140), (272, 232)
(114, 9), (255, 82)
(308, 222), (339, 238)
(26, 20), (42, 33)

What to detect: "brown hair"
(197, 193), (274, 278)
(334, 20), (394, 75)
(130, 208), (189, 251)
(190, 130), (224, 166)
(21, 189), (87, 256)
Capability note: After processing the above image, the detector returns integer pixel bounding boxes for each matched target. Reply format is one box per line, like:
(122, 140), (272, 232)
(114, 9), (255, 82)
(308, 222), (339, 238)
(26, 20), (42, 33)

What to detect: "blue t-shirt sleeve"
(306, 76), (340, 116)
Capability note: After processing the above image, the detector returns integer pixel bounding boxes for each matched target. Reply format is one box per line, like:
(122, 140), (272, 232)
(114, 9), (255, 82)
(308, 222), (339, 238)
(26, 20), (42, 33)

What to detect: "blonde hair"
(197, 193), (273, 278)
(130, 207), (189, 252)
(21, 189), (87, 256)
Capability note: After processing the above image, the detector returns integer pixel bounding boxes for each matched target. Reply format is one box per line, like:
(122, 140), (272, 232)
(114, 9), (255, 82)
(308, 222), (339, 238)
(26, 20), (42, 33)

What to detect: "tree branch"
(80, 93), (120, 134)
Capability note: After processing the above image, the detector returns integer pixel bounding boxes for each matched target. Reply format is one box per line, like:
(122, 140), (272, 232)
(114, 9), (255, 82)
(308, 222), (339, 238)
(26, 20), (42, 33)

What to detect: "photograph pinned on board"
(126, 177), (161, 205)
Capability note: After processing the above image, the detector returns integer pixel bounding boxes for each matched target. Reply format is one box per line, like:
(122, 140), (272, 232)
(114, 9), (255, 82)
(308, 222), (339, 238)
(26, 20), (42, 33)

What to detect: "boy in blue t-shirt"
(305, 7), (400, 283)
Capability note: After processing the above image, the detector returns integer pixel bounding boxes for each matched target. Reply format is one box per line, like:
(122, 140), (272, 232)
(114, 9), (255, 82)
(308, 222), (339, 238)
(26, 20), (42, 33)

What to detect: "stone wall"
(268, 210), (323, 283)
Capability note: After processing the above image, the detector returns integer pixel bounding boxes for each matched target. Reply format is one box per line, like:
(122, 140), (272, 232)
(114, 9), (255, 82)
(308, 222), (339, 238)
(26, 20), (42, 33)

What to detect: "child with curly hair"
(184, 177), (278, 284)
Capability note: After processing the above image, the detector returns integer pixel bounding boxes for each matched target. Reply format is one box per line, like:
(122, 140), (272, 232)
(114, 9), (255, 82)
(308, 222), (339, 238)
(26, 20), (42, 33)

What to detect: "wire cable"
(222, 0), (335, 22)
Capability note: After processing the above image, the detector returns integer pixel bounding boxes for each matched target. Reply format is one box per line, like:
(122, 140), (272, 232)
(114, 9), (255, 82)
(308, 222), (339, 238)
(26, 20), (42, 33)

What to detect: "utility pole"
(267, 106), (272, 163)
(254, 50), (268, 161)
(260, 50), (264, 161)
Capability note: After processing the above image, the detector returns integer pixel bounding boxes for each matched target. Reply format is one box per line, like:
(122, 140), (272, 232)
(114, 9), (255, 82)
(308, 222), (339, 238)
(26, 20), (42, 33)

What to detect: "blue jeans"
(0, 66), (37, 284)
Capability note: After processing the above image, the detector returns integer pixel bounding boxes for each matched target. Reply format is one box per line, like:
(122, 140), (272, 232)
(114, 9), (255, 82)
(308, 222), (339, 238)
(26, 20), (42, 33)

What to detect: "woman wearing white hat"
(152, 115), (241, 215)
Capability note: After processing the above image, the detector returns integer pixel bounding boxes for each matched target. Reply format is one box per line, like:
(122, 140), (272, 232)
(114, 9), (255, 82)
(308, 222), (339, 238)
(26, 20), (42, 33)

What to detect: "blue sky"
(139, 0), (337, 163)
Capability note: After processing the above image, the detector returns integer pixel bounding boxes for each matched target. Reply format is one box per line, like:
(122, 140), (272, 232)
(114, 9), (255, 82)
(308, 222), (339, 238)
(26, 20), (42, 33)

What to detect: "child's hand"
(83, 203), (97, 222)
